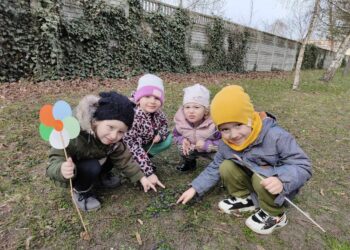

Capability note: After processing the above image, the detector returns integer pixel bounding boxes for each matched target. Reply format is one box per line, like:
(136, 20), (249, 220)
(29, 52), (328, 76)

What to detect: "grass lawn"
(0, 70), (349, 249)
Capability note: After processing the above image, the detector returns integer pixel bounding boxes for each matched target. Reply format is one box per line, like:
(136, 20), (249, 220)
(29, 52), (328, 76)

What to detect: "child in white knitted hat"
(173, 84), (221, 171)
(123, 74), (172, 189)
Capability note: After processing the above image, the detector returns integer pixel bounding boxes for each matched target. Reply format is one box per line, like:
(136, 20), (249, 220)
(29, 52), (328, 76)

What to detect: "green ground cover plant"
(0, 70), (349, 249)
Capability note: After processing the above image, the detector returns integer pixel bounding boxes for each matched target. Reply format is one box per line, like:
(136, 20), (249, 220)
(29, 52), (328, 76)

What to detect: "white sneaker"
(218, 195), (256, 214)
(245, 209), (288, 234)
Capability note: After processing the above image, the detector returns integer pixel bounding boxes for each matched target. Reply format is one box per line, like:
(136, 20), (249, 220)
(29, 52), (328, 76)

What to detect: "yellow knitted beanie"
(210, 85), (262, 151)
(210, 85), (254, 126)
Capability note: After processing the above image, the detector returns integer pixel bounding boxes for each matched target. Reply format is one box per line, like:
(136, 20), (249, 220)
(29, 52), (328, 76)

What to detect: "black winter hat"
(93, 91), (135, 128)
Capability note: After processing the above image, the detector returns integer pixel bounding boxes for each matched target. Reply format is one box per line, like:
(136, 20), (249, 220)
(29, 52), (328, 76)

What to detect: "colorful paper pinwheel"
(38, 100), (91, 239)
(39, 100), (80, 149)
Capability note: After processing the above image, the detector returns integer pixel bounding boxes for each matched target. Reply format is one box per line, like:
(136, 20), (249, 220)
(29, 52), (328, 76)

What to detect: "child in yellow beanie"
(177, 85), (312, 235)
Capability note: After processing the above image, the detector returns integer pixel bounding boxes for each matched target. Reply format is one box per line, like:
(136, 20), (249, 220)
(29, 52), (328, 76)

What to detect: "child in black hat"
(46, 91), (156, 212)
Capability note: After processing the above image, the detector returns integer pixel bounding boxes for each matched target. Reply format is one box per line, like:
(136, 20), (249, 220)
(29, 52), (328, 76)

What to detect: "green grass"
(1, 70), (350, 249)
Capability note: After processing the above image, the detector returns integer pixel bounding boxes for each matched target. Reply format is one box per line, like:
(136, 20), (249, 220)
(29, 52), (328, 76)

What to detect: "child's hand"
(176, 187), (196, 204)
(147, 174), (165, 189)
(140, 176), (157, 192)
(153, 134), (161, 143)
(60, 157), (75, 179)
(195, 140), (205, 151)
(260, 176), (283, 195)
(182, 139), (191, 156)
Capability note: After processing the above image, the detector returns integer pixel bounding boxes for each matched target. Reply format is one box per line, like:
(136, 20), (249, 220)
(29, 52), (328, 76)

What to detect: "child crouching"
(123, 74), (172, 188)
(47, 91), (156, 212)
(177, 85), (312, 234)
(173, 84), (221, 171)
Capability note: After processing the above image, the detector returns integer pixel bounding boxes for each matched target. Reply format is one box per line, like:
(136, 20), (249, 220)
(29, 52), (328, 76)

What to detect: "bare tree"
(321, 0), (350, 81)
(249, 0), (254, 26)
(327, 0), (335, 50)
(159, 0), (226, 15)
(343, 56), (350, 76)
(263, 19), (290, 38)
(322, 32), (350, 81)
(288, 2), (314, 40)
(292, 0), (321, 90)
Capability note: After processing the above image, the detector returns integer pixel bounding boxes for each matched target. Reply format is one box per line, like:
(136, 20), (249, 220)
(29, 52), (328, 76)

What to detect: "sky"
(223, 0), (290, 29)
(159, 0), (298, 38)
(160, 0), (291, 27)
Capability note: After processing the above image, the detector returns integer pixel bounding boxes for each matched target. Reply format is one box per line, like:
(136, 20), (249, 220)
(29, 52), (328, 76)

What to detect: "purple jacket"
(173, 107), (221, 152)
(123, 107), (169, 176)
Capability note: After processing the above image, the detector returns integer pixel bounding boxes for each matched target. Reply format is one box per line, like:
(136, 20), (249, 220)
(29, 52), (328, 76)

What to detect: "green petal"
(63, 116), (80, 139)
(39, 123), (53, 141)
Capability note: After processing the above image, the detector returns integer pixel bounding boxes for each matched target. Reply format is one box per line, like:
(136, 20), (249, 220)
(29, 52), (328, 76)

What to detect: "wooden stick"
(146, 140), (155, 154)
(59, 132), (90, 236)
(232, 154), (326, 233)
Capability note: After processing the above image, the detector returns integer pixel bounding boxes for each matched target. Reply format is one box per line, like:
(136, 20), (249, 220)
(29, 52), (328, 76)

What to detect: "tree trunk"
(343, 56), (350, 76)
(322, 32), (350, 82)
(292, 0), (321, 90)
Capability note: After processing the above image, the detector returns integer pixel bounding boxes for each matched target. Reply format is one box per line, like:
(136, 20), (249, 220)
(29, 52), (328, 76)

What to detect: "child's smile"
(139, 95), (162, 113)
(219, 122), (252, 146)
(94, 120), (128, 145)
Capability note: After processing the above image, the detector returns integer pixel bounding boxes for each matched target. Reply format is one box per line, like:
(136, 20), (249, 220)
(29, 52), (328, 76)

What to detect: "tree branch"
(327, 0), (350, 15)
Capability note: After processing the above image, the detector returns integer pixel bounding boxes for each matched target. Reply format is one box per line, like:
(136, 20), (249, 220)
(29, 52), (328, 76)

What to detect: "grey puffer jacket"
(191, 113), (312, 206)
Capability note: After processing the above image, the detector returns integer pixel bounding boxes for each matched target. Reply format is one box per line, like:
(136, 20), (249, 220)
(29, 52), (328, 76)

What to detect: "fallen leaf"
(111, 194), (120, 200)
(25, 236), (34, 250)
(80, 231), (91, 241)
(137, 219), (144, 225)
(320, 189), (324, 196)
(135, 232), (142, 245)
(232, 212), (243, 218)
(256, 245), (266, 250)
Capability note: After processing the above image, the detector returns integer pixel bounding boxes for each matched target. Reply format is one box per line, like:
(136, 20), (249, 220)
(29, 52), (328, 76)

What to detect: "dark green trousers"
(219, 159), (285, 216)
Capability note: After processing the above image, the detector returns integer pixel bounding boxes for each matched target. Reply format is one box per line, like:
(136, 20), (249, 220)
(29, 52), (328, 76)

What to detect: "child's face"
(183, 102), (207, 125)
(138, 95), (162, 113)
(218, 122), (252, 146)
(94, 120), (128, 145)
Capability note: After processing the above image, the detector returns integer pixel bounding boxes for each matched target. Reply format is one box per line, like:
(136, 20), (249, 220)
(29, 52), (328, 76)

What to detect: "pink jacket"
(173, 107), (221, 152)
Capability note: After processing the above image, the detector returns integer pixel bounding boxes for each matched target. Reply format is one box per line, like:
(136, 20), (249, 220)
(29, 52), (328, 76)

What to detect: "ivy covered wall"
(302, 44), (326, 70)
(0, 1), (38, 82)
(203, 18), (249, 72)
(0, 0), (255, 82)
(0, 0), (193, 82)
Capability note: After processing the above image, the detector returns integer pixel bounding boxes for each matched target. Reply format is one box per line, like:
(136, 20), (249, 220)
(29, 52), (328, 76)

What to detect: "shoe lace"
(229, 196), (237, 202)
(258, 210), (281, 228)
(78, 192), (97, 210)
(257, 209), (269, 222)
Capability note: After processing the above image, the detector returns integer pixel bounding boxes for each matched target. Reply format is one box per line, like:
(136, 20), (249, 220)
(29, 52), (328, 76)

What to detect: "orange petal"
(39, 105), (56, 127)
(54, 120), (64, 131)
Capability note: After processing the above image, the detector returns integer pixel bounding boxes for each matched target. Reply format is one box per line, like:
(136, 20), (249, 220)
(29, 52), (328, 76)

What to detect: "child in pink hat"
(123, 74), (172, 189)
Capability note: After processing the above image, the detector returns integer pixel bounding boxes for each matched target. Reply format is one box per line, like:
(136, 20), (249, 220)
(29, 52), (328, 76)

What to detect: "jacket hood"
(253, 112), (277, 145)
(74, 94), (100, 133)
(174, 107), (212, 129)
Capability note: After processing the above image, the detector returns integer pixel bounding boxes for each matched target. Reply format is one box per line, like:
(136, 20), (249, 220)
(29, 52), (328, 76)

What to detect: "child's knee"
(252, 174), (274, 198)
(77, 159), (101, 177)
(162, 134), (173, 149)
(219, 160), (241, 179)
(252, 174), (263, 191)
